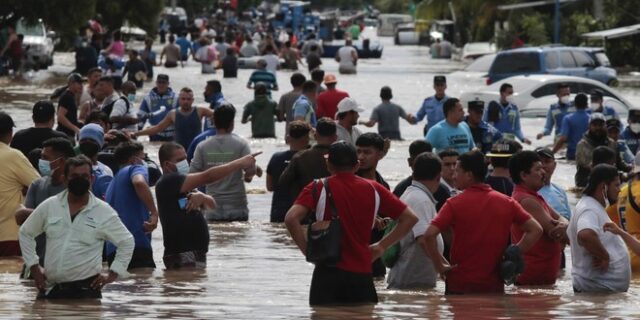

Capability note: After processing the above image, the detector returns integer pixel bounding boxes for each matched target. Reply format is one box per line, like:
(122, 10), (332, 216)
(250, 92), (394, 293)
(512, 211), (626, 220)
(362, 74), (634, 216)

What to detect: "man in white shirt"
(335, 97), (363, 146)
(568, 163), (631, 293)
(19, 156), (134, 299)
(335, 39), (358, 74)
(109, 81), (139, 132)
(262, 44), (280, 74)
(389, 152), (443, 289)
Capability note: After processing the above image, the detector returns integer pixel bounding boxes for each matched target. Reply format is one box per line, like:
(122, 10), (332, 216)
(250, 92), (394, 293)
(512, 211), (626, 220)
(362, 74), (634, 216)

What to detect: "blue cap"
(79, 123), (104, 147)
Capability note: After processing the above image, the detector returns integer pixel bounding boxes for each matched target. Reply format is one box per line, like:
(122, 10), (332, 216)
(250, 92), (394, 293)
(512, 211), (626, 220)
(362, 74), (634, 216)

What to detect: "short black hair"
(226, 47), (235, 55)
(458, 150), (487, 182)
(409, 140), (432, 158)
(207, 80), (222, 93)
(500, 83), (513, 93)
(380, 86), (392, 100)
(592, 146), (616, 166)
(328, 141), (357, 170)
(290, 73), (306, 87)
(64, 155), (92, 177)
(316, 118), (337, 137)
(490, 156), (510, 169)
(438, 149), (459, 160)
(98, 76), (114, 85)
(443, 98), (460, 117)
(509, 151), (541, 184)
(355, 132), (384, 151)
(32, 100), (56, 123)
(302, 80), (317, 94)
(87, 67), (102, 76)
(288, 120), (312, 139)
(584, 164), (619, 196)
(311, 69), (325, 82)
(0, 111), (15, 136)
(42, 137), (75, 159)
(413, 152), (442, 181)
(114, 141), (144, 165)
(214, 103), (236, 130)
(575, 93), (588, 109)
(158, 142), (183, 166)
(86, 111), (109, 124)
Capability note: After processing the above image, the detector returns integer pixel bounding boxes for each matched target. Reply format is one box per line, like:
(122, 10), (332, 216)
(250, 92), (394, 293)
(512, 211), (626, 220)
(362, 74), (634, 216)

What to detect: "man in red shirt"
(424, 150), (542, 294)
(285, 141), (418, 305)
(509, 150), (567, 285)
(316, 74), (349, 119)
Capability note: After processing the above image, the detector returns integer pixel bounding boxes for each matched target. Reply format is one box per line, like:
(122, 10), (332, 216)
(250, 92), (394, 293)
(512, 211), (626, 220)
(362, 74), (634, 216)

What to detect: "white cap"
(336, 97), (364, 116)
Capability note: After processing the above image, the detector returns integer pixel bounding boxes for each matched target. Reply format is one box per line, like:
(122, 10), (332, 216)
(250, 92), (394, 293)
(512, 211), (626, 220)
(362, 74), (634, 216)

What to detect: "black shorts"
(309, 265), (378, 306)
(39, 275), (102, 299)
(108, 246), (156, 269)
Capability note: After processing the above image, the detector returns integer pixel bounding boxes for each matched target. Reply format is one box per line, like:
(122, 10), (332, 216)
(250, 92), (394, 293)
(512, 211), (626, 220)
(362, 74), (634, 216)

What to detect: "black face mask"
(79, 142), (101, 158)
(68, 177), (90, 196)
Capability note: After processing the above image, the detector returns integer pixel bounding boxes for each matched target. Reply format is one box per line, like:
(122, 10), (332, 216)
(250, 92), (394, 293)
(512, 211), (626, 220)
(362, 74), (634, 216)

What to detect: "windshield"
(595, 52), (611, 67)
(16, 21), (45, 37)
(465, 54), (495, 72)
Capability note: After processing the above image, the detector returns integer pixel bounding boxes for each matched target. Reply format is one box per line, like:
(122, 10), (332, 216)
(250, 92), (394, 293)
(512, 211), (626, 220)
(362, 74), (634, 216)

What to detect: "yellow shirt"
(0, 143), (40, 242)
(612, 181), (640, 271)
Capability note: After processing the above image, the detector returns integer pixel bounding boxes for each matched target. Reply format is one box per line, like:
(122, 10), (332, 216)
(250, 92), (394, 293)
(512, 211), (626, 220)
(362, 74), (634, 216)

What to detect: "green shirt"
(242, 96), (278, 138)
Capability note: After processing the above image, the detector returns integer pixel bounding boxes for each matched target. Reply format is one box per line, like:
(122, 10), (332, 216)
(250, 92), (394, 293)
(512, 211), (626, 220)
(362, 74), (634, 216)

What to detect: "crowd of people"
(2, 20), (640, 306)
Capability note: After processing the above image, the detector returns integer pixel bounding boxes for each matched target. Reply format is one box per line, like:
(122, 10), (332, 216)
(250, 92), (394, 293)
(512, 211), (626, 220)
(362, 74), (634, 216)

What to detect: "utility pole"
(554, 0), (560, 43)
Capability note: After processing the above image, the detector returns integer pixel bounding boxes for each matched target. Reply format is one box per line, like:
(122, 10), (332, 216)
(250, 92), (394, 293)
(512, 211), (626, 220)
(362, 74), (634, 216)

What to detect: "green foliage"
(520, 12), (550, 46)
(373, 0), (412, 13)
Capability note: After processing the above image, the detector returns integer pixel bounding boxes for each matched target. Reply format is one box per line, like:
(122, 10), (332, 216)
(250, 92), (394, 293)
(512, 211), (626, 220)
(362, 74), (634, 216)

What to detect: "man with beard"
(575, 113), (617, 188)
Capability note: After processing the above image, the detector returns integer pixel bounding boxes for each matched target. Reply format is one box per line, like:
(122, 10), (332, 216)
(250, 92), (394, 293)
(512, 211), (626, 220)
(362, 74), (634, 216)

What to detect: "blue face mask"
(38, 159), (52, 176)
(128, 93), (136, 102)
(175, 159), (190, 175)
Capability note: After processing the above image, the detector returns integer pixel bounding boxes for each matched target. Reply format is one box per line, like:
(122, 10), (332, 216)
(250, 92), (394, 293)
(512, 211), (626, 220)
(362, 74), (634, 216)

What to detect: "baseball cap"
(328, 141), (358, 168)
(486, 139), (520, 158)
(534, 147), (555, 160)
(67, 73), (85, 84)
(589, 112), (606, 123)
(156, 74), (169, 82)
(32, 100), (56, 122)
(336, 97), (364, 115)
(434, 75), (446, 84)
(323, 74), (337, 84)
(468, 100), (485, 112)
(606, 118), (622, 131)
(79, 123), (105, 148)
(0, 111), (15, 135)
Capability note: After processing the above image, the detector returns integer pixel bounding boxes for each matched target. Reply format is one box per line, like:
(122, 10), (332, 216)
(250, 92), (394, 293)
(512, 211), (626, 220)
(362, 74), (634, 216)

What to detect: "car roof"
(487, 74), (604, 90)
(497, 46), (603, 55)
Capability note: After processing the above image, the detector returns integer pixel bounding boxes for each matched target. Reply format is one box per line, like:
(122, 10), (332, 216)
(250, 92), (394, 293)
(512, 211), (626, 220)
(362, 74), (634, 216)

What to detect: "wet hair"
(64, 155), (93, 177)
(413, 152), (442, 181)
(438, 149), (459, 160)
(114, 141), (144, 165)
(500, 83), (513, 93)
(288, 120), (312, 139)
(86, 111), (109, 125)
(380, 86), (392, 100)
(291, 73), (306, 87)
(158, 142), (183, 166)
(311, 69), (325, 82)
(42, 137), (75, 159)
(302, 80), (317, 94)
(592, 146), (616, 166)
(583, 164), (619, 196)
(409, 140), (433, 158)
(214, 103), (236, 130)
(443, 98), (460, 117)
(316, 118), (337, 137)
(355, 132), (384, 151)
(458, 150), (487, 182)
(509, 151), (541, 184)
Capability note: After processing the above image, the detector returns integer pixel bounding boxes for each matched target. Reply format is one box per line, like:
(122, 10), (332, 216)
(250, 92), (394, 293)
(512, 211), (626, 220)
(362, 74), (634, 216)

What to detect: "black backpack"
(102, 96), (130, 117)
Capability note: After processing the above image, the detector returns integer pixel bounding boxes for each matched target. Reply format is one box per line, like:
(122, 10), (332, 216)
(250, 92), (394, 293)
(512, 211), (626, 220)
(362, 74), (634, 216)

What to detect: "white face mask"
(560, 95), (571, 105)
(631, 123), (640, 134)
(175, 159), (190, 175)
(590, 102), (601, 111)
(505, 95), (514, 104)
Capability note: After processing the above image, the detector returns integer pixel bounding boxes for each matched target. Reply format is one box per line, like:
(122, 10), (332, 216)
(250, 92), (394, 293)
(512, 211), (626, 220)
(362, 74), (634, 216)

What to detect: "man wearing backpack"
(108, 81), (139, 132)
(388, 152), (443, 289)
(285, 141), (418, 306)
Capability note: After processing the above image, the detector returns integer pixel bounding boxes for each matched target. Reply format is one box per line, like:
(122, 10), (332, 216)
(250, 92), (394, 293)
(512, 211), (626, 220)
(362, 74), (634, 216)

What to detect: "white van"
(377, 14), (413, 37)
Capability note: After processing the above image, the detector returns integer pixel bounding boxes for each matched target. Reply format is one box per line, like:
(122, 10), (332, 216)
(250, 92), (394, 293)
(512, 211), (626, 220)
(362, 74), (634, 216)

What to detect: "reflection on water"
(1, 37), (640, 318)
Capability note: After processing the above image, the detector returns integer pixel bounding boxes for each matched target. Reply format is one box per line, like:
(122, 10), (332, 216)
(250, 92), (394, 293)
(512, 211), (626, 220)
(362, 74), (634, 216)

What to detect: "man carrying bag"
(285, 141), (418, 306)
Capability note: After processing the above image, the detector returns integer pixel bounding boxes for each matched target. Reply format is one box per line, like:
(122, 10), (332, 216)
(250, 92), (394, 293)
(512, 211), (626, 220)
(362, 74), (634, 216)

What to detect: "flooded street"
(1, 37), (640, 318)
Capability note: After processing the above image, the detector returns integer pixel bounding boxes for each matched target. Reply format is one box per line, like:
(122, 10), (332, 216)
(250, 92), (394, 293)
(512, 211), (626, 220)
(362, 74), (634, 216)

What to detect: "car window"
(559, 51), (577, 68)
(531, 84), (558, 98)
(491, 52), (540, 74)
(464, 54), (495, 72)
(580, 82), (615, 97)
(572, 51), (595, 68)
(544, 52), (559, 69)
(595, 52), (611, 67)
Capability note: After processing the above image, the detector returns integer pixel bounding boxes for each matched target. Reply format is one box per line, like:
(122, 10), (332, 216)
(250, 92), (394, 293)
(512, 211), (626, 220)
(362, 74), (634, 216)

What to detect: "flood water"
(1, 37), (640, 318)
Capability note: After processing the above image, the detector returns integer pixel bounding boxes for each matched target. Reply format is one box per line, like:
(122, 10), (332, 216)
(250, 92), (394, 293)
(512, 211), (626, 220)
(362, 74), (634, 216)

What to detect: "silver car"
(16, 18), (54, 70)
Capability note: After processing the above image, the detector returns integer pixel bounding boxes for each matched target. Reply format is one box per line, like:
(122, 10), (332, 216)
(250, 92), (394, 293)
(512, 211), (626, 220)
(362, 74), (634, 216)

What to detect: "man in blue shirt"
(535, 147), (571, 220)
(621, 110), (640, 155)
(426, 98), (475, 154)
(203, 79), (226, 130)
(416, 75), (449, 135)
(590, 89), (619, 122)
(465, 100), (502, 154)
(138, 74), (177, 141)
(553, 93), (590, 160)
(537, 83), (575, 140)
(293, 81), (318, 128)
(485, 83), (530, 144)
(175, 32), (192, 63)
(607, 119), (634, 165)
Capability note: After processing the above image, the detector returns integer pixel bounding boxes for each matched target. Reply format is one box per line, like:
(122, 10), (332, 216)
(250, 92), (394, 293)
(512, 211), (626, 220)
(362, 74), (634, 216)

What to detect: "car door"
(557, 50), (581, 77)
(572, 50), (600, 83)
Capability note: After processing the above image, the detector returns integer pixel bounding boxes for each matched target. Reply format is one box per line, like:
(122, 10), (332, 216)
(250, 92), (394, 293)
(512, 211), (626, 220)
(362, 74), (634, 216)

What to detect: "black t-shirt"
(56, 89), (79, 137)
(222, 55), (238, 78)
(306, 52), (321, 71)
(10, 127), (71, 157)
(485, 175), (514, 196)
(125, 59), (147, 87)
(267, 150), (296, 222)
(394, 175), (451, 212)
(155, 173), (210, 256)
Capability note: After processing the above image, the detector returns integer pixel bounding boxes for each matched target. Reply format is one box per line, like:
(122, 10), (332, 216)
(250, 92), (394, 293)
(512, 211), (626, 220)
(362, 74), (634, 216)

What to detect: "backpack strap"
(367, 182), (380, 229)
(323, 177), (339, 220)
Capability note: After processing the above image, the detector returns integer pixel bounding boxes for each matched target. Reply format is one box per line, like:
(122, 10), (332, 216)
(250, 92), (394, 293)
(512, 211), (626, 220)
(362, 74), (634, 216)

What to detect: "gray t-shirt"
(388, 180), (443, 289)
(336, 124), (362, 146)
(278, 90), (302, 134)
(190, 133), (255, 208)
(371, 101), (407, 138)
(25, 176), (66, 209)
